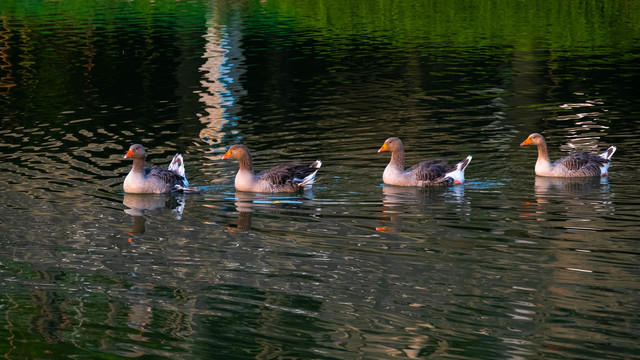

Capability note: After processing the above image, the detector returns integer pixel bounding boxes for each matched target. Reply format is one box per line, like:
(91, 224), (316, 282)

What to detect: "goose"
(123, 144), (190, 193)
(222, 144), (321, 193)
(520, 133), (616, 177)
(378, 137), (472, 186)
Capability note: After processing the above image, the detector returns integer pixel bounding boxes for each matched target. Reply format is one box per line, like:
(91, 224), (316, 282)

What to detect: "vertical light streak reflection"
(198, 7), (245, 161)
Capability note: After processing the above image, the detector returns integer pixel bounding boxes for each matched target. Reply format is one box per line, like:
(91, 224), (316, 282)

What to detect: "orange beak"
(222, 149), (232, 159)
(124, 149), (134, 158)
(378, 143), (389, 153)
(520, 137), (532, 146)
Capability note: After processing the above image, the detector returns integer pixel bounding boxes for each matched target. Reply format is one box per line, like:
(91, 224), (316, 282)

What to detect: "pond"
(1, 0), (639, 359)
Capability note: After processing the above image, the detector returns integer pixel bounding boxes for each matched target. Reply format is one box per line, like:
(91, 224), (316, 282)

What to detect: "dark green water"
(1, 0), (640, 359)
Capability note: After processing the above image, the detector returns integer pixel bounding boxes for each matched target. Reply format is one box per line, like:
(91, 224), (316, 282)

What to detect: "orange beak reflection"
(222, 149), (232, 159)
(520, 137), (532, 146)
(378, 143), (389, 153)
(124, 149), (134, 158)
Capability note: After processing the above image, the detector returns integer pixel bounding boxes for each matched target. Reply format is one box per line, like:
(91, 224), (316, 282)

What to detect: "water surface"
(1, 1), (639, 359)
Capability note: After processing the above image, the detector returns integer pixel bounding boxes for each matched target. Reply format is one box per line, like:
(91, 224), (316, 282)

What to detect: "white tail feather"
(599, 146), (616, 176)
(298, 160), (322, 187)
(168, 153), (189, 187)
(600, 146), (616, 160)
(445, 155), (472, 185)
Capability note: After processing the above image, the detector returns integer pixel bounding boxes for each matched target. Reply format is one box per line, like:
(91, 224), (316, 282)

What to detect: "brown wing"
(408, 159), (452, 182)
(257, 162), (319, 186)
(257, 162), (299, 185)
(555, 153), (608, 176)
(557, 153), (608, 169)
(146, 167), (186, 187)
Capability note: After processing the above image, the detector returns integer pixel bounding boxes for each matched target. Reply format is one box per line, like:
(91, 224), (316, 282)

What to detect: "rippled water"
(1, 1), (640, 359)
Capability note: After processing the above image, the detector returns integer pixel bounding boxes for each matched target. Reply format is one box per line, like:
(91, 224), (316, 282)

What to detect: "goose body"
(123, 144), (189, 193)
(520, 133), (616, 177)
(378, 137), (472, 186)
(223, 144), (321, 193)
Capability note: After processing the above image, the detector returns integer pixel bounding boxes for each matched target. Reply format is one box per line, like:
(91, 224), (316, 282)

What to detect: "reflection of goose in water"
(382, 185), (444, 207)
(123, 193), (186, 235)
(377, 185), (468, 233)
(521, 176), (613, 220)
(226, 189), (316, 234)
(534, 176), (606, 197)
(227, 191), (257, 233)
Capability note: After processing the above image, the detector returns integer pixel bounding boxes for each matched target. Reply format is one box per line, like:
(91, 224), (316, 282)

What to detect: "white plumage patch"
(599, 146), (617, 176)
(167, 154), (188, 186)
(297, 160), (322, 186)
(445, 155), (472, 184)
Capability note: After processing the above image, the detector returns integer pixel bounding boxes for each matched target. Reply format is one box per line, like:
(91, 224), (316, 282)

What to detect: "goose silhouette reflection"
(521, 176), (613, 221)
(534, 175), (607, 197)
(226, 189), (317, 234)
(227, 191), (256, 233)
(377, 185), (469, 233)
(123, 193), (186, 236)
